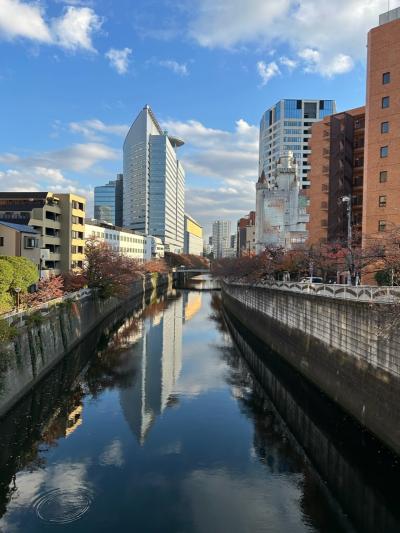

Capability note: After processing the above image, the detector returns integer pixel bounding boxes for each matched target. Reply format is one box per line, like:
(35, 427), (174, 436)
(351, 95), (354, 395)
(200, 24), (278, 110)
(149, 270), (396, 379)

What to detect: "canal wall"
(0, 273), (170, 417)
(222, 281), (400, 455)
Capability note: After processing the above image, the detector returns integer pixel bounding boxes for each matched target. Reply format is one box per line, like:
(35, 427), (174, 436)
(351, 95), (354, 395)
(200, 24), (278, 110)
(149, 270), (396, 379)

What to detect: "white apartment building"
(212, 220), (231, 259)
(85, 220), (164, 262)
(123, 105), (185, 252)
(259, 99), (336, 188)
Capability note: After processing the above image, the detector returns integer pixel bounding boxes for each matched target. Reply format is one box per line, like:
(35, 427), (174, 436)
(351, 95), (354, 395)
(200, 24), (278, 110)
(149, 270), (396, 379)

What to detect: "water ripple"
(33, 488), (93, 524)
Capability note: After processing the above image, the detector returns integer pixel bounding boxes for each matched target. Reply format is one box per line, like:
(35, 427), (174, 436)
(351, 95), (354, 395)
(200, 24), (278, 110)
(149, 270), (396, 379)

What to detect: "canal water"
(0, 280), (399, 532)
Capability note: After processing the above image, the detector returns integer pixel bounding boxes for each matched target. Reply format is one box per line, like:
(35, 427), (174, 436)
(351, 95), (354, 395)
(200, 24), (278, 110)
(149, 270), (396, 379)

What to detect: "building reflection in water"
(120, 294), (185, 445)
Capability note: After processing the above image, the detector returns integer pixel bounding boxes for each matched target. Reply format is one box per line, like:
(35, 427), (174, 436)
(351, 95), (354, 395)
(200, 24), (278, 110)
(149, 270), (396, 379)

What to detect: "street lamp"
(341, 196), (352, 285)
(14, 287), (21, 311)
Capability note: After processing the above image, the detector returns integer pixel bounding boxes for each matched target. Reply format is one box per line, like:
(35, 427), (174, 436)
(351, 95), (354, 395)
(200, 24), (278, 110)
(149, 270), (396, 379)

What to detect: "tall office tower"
(307, 107), (365, 246)
(363, 9), (400, 245)
(94, 174), (123, 226)
(255, 153), (308, 252)
(259, 99), (336, 188)
(237, 211), (256, 256)
(212, 220), (231, 258)
(123, 105), (185, 252)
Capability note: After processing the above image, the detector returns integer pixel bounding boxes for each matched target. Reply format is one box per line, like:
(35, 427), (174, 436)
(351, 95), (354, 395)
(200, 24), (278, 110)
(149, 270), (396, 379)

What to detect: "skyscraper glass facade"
(259, 99), (336, 188)
(94, 174), (123, 226)
(123, 106), (185, 251)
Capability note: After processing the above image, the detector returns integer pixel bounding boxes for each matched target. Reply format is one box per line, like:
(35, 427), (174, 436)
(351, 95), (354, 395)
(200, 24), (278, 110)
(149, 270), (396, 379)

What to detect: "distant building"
(184, 214), (203, 256)
(94, 174), (123, 226)
(237, 211), (256, 256)
(0, 192), (85, 274)
(0, 221), (40, 271)
(123, 105), (185, 252)
(255, 153), (308, 252)
(307, 107), (365, 246)
(84, 219), (164, 262)
(259, 99), (336, 188)
(212, 220), (231, 258)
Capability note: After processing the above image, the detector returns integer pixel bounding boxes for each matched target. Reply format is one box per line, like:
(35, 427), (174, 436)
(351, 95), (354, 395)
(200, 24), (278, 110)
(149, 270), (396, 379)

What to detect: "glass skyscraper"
(123, 105), (185, 252)
(259, 99), (336, 187)
(94, 174), (123, 226)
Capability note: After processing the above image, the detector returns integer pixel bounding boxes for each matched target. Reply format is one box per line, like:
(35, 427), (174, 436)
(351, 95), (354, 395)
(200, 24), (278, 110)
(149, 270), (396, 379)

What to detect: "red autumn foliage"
(24, 275), (64, 306)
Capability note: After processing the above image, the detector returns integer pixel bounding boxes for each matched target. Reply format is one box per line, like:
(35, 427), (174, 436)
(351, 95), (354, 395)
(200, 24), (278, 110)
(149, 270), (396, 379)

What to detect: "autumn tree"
(24, 276), (64, 306)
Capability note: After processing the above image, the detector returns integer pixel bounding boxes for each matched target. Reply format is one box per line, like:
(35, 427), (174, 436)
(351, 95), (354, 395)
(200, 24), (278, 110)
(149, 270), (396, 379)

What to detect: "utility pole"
(342, 196), (352, 284)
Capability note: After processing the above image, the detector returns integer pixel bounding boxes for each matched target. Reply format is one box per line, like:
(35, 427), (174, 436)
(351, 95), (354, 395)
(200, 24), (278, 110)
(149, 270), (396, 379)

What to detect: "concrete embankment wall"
(0, 273), (170, 417)
(222, 282), (400, 455)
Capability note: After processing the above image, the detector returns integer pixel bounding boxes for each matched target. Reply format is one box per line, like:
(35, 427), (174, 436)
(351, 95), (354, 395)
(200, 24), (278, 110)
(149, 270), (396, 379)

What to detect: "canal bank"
(0, 273), (171, 417)
(221, 280), (400, 456)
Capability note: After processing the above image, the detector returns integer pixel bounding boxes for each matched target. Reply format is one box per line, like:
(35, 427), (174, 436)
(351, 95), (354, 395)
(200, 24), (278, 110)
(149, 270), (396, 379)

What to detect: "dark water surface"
(0, 283), (399, 532)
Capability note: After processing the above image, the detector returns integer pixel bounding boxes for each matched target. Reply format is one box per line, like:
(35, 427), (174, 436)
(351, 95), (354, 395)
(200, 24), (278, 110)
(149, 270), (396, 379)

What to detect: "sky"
(0, 0), (397, 237)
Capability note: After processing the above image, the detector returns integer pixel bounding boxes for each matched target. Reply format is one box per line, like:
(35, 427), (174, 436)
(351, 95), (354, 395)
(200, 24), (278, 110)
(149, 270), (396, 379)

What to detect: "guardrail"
(224, 279), (400, 303)
(2, 288), (93, 326)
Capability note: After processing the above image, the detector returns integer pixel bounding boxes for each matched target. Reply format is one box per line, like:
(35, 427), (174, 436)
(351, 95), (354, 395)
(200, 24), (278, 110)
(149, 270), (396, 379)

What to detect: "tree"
(0, 257), (38, 292)
(24, 276), (64, 306)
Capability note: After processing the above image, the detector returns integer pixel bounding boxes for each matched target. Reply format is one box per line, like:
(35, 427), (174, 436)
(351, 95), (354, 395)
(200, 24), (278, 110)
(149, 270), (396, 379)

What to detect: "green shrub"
(0, 261), (13, 294)
(0, 318), (17, 344)
(0, 256), (38, 293)
(26, 311), (44, 327)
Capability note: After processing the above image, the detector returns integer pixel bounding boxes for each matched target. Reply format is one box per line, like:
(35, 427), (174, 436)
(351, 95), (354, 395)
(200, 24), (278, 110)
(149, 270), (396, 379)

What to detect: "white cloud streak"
(105, 47), (132, 74)
(188, 0), (389, 76)
(159, 59), (189, 76)
(69, 119), (129, 140)
(0, 0), (102, 51)
(256, 61), (280, 85)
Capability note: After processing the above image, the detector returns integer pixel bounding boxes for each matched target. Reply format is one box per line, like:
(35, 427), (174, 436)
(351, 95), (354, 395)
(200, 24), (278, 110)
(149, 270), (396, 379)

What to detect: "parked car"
(300, 277), (323, 284)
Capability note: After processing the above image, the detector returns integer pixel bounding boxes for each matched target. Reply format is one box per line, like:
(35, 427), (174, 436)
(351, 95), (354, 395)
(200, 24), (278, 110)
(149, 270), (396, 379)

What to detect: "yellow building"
(184, 214), (203, 256)
(0, 192), (86, 274)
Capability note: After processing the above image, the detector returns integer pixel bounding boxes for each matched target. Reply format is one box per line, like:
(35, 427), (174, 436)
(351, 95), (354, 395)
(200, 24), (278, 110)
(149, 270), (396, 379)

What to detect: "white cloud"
(298, 48), (354, 76)
(0, 0), (102, 51)
(0, 0), (51, 42)
(162, 117), (258, 230)
(187, 0), (389, 76)
(69, 119), (129, 140)
(159, 59), (189, 76)
(105, 48), (132, 74)
(99, 439), (124, 467)
(52, 6), (102, 52)
(279, 56), (297, 70)
(256, 61), (280, 85)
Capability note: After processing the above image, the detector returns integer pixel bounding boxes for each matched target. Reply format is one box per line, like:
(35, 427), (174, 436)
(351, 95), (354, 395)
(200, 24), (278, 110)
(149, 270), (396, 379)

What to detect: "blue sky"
(0, 0), (395, 236)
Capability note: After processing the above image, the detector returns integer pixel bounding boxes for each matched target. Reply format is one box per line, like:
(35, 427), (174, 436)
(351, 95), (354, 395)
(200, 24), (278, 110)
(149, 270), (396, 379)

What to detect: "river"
(0, 278), (399, 532)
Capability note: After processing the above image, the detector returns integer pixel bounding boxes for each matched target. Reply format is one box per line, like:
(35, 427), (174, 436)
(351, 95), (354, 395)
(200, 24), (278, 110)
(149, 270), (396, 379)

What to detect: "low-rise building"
(0, 221), (40, 270)
(0, 192), (85, 274)
(84, 220), (164, 262)
(237, 211), (256, 256)
(184, 214), (203, 256)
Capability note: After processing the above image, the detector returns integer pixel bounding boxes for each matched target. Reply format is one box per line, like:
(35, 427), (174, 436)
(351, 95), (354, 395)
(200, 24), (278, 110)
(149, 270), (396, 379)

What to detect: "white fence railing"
(224, 280), (400, 303)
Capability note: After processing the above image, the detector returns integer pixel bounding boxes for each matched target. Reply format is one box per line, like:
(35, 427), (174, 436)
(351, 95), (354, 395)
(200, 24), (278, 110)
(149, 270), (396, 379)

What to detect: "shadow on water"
(0, 287), (176, 520)
(210, 293), (400, 533)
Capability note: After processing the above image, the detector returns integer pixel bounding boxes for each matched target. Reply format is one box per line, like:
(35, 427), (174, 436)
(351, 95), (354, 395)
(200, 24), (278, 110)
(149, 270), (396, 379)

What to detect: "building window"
(380, 146), (389, 158)
(382, 96), (390, 108)
(378, 220), (386, 232)
(379, 196), (387, 207)
(0, 237), (3, 246)
(321, 219), (328, 227)
(383, 72), (391, 84)
(24, 236), (37, 249)
(381, 121), (389, 133)
(380, 171), (388, 183)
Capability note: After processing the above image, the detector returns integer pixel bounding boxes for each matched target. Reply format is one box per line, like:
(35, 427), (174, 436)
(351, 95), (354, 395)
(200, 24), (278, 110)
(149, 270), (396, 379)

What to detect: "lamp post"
(14, 287), (21, 311)
(341, 196), (352, 285)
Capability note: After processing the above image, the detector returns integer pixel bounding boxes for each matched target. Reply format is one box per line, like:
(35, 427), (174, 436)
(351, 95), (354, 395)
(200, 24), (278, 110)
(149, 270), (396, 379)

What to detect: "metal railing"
(224, 280), (400, 303)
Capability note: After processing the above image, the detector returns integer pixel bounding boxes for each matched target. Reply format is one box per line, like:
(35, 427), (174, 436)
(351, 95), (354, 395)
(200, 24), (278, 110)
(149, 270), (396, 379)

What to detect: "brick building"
(307, 107), (365, 245)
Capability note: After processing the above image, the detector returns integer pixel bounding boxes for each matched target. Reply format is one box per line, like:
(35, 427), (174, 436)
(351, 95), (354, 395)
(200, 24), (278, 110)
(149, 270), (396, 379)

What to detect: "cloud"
(52, 6), (102, 52)
(187, 0), (389, 76)
(256, 61), (280, 85)
(162, 117), (258, 230)
(159, 59), (189, 76)
(69, 119), (129, 140)
(298, 48), (354, 76)
(279, 56), (297, 70)
(99, 439), (124, 467)
(0, 0), (102, 51)
(105, 47), (132, 74)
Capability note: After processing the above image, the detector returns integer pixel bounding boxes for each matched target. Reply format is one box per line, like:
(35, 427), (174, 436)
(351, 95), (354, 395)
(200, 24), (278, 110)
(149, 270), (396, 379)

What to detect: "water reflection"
(0, 286), (399, 532)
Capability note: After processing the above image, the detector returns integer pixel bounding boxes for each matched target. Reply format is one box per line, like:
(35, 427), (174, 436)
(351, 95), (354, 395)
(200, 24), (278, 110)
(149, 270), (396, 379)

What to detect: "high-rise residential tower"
(259, 99), (336, 188)
(123, 105), (185, 252)
(212, 220), (231, 258)
(94, 174), (123, 226)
